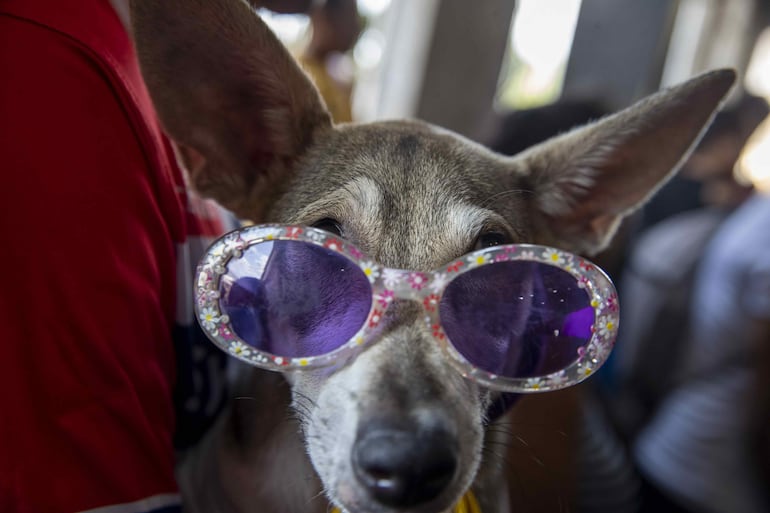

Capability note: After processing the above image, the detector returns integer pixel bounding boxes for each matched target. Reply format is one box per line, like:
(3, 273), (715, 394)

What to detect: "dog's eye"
(312, 218), (343, 236)
(474, 231), (509, 250)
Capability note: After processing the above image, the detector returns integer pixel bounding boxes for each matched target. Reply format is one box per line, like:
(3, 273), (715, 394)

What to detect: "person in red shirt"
(0, 1), (310, 511)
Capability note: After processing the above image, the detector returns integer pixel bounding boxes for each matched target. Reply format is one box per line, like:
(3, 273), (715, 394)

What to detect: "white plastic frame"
(194, 224), (619, 393)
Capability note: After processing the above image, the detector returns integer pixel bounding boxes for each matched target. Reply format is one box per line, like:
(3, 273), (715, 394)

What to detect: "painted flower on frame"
(408, 272), (428, 290)
(377, 289), (395, 308)
(548, 371), (570, 387)
(324, 238), (344, 252)
(218, 324), (236, 341)
(593, 341), (612, 361)
(518, 250), (536, 261)
(525, 377), (543, 390)
(423, 294), (440, 312)
(542, 248), (566, 265)
(597, 317), (616, 338)
(360, 261), (380, 283)
(199, 306), (220, 331)
(230, 341), (252, 358)
(306, 228), (325, 242)
(382, 268), (402, 289)
(286, 226), (303, 238)
(429, 273), (449, 294)
(369, 309), (383, 328)
(446, 260), (464, 273)
(466, 253), (491, 268)
(493, 253), (510, 263)
(349, 245), (363, 259)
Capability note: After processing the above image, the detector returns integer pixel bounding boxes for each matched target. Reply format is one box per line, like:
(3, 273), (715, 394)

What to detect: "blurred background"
(261, 0), (770, 194)
(261, 2), (770, 513)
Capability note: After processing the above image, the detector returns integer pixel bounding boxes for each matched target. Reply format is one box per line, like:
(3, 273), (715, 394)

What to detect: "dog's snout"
(352, 422), (458, 508)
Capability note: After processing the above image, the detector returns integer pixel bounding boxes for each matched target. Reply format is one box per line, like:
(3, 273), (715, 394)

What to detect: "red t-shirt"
(0, 1), (229, 511)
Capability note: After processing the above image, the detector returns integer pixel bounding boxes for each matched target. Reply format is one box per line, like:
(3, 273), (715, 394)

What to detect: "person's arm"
(0, 14), (181, 513)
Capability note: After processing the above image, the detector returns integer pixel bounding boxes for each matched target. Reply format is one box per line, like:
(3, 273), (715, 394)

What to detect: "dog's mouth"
(307, 410), (481, 513)
(297, 312), (485, 513)
(333, 468), (464, 513)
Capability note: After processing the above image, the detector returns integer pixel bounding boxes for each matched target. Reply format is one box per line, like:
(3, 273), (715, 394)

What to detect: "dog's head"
(132, 1), (734, 512)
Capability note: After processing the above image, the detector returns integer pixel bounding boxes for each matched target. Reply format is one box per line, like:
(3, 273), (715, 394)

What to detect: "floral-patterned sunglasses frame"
(194, 224), (619, 393)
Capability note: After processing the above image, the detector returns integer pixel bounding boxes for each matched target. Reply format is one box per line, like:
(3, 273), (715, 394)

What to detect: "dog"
(130, 1), (734, 511)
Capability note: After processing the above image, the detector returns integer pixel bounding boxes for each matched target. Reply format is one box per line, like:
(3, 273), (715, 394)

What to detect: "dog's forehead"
(277, 120), (528, 269)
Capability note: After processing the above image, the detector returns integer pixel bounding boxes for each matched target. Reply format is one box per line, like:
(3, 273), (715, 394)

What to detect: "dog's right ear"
(131, 0), (332, 220)
(507, 69), (735, 255)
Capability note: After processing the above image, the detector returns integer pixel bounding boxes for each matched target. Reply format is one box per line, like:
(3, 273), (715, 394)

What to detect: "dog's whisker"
(502, 436), (550, 470)
(289, 400), (312, 412)
(290, 398), (316, 415)
(291, 403), (314, 416)
(286, 413), (308, 426)
(486, 424), (571, 438)
(489, 420), (570, 430)
(482, 439), (514, 450)
(478, 188), (534, 209)
(484, 427), (520, 437)
(480, 447), (519, 477)
(292, 398), (317, 410)
(292, 390), (319, 405)
(500, 438), (572, 511)
(290, 404), (313, 418)
(306, 488), (327, 505)
(482, 447), (533, 507)
(479, 451), (507, 474)
(485, 430), (569, 507)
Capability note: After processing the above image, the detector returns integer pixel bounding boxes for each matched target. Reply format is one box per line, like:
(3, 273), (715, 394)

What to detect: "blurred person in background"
(600, 94), (770, 513)
(0, 0), (311, 511)
(299, 0), (361, 123)
(609, 94), (769, 441)
(629, 190), (770, 513)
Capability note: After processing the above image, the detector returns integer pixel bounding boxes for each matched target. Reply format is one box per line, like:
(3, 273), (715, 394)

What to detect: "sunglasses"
(194, 224), (619, 393)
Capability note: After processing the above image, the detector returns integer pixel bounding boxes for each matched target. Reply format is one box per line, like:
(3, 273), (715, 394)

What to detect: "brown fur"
(130, 1), (735, 512)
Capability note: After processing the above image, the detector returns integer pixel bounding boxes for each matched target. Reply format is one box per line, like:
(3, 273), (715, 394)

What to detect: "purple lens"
(218, 240), (372, 358)
(439, 261), (593, 378)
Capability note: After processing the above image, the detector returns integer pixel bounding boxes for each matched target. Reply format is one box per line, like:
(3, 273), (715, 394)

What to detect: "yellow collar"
(331, 489), (481, 513)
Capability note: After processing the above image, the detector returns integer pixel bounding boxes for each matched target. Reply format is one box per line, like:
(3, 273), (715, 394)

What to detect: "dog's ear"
(511, 69), (735, 255)
(130, 0), (332, 219)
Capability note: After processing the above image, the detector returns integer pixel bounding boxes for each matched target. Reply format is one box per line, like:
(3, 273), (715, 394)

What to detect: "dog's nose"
(352, 422), (458, 508)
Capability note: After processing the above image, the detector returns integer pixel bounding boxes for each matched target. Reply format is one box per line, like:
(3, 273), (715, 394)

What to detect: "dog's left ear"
(130, 0), (332, 220)
(510, 69), (735, 255)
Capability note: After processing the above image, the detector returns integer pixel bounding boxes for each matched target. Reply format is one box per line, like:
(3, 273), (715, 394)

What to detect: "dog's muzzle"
(352, 419), (459, 508)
